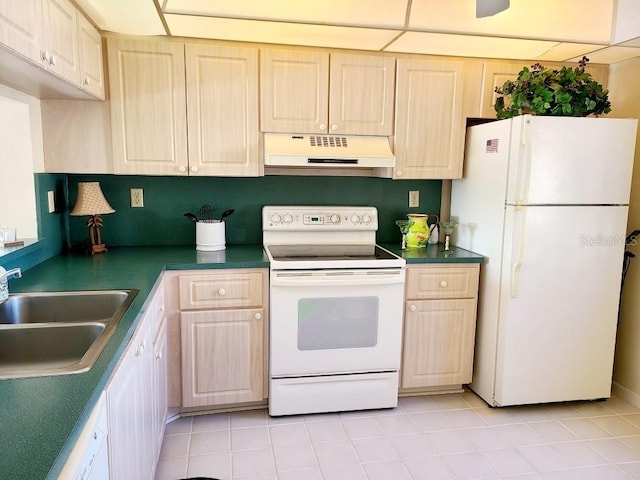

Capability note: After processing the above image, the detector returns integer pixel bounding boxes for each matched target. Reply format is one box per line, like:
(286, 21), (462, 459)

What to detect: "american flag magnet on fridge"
(486, 138), (499, 153)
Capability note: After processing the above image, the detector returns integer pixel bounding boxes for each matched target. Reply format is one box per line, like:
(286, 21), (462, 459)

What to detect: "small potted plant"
(494, 56), (611, 119)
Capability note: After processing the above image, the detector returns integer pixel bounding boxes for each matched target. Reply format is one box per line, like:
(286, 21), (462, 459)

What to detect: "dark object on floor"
(181, 477), (220, 480)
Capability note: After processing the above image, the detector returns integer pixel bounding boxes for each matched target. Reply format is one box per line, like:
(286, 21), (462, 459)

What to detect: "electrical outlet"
(409, 190), (419, 208)
(130, 188), (144, 208)
(47, 191), (55, 213)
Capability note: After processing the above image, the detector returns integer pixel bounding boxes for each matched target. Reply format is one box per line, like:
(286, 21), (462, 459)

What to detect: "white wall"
(0, 84), (44, 240)
(608, 57), (640, 406)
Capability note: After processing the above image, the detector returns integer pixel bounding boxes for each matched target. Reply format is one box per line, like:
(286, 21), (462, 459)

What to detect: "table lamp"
(70, 182), (115, 254)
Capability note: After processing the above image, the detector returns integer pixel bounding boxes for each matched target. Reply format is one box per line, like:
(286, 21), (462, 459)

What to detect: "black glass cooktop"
(267, 244), (397, 262)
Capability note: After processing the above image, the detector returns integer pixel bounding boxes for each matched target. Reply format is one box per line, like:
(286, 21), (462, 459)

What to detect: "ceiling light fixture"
(476, 0), (510, 18)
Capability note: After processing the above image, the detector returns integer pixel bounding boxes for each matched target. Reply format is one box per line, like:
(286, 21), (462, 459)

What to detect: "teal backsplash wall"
(67, 175), (442, 247)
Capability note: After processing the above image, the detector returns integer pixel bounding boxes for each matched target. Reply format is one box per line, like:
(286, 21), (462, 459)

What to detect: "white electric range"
(263, 206), (406, 416)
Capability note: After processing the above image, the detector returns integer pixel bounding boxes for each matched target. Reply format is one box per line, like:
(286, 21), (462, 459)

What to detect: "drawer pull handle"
(254, 313), (262, 320)
(440, 280), (448, 288)
(218, 288), (226, 296)
(409, 304), (417, 312)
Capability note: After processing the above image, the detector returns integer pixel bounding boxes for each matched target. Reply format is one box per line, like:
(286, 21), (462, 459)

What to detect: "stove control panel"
(263, 206), (378, 230)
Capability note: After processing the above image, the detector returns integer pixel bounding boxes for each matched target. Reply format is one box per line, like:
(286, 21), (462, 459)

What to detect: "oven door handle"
(271, 272), (405, 287)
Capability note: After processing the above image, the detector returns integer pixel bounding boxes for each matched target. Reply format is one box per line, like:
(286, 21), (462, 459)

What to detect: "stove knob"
(362, 214), (372, 224)
(330, 214), (341, 224)
(350, 214), (361, 224)
(283, 214), (293, 224)
(271, 214), (282, 224)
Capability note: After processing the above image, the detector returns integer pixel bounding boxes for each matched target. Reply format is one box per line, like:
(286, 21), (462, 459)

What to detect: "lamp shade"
(70, 182), (115, 216)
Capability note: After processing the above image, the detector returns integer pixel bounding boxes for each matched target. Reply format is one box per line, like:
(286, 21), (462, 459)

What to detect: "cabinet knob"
(440, 280), (448, 288)
(396, 170), (402, 176)
(218, 288), (226, 296)
(178, 166), (187, 173)
(331, 124), (338, 131)
(319, 124), (327, 131)
(409, 304), (417, 312)
(190, 166), (198, 173)
(254, 312), (262, 320)
(49, 54), (57, 66)
(155, 350), (163, 360)
(136, 343), (145, 357)
(84, 77), (90, 86)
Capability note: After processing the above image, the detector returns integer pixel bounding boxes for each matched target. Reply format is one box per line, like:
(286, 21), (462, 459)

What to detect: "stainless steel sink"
(0, 289), (138, 379)
(0, 290), (133, 324)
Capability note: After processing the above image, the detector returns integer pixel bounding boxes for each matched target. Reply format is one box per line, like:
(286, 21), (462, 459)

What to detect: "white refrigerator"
(451, 115), (638, 407)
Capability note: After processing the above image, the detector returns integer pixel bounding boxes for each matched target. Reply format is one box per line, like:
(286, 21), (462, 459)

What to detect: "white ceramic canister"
(196, 221), (226, 251)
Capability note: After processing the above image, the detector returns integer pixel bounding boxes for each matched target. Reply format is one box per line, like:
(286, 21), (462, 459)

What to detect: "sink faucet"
(0, 266), (22, 304)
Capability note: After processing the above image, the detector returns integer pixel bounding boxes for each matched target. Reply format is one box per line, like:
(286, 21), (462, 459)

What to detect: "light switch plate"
(47, 191), (55, 213)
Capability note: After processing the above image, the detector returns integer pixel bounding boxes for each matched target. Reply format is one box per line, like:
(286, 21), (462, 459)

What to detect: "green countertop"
(0, 242), (480, 479)
(0, 245), (268, 480)
(381, 243), (485, 263)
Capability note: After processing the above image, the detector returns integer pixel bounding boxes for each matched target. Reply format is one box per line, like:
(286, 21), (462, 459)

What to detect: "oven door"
(269, 268), (406, 377)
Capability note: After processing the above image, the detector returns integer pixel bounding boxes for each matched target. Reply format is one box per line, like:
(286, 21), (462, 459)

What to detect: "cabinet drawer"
(406, 265), (479, 300)
(179, 271), (263, 309)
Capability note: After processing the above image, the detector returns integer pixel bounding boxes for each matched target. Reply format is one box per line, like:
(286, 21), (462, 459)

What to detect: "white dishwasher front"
(58, 391), (109, 480)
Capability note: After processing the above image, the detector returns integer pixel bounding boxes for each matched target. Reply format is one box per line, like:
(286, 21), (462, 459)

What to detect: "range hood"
(264, 133), (395, 168)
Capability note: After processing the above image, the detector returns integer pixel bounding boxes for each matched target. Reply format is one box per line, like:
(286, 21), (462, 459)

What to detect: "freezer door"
(494, 204), (628, 406)
(506, 116), (637, 205)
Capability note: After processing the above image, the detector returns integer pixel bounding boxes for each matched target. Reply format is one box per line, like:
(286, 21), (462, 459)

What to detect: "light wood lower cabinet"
(178, 269), (268, 408)
(401, 264), (480, 390)
(106, 280), (167, 480)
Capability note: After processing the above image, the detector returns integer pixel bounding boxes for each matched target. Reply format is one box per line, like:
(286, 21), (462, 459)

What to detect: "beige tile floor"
(154, 391), (640, 480)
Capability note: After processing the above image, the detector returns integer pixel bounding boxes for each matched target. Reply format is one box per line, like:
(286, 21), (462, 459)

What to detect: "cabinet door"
(42, 0), (80, 85)
(77, 13), (104, 99)
(181, 308), (265, 407)
(185, 44), (260, 176)
(329, 53), (395, 135)
(0, 0), (43, 64)
(153, 315), (168, 459)
(106, 331), (145, 480)
(480, 61), (523, 118)
(106, 312), (157, 480)
(260, 49), (329, 133)
(108, 38), (188, 175)
(394, 58), (465, 179)
(401, 299), (477, 388)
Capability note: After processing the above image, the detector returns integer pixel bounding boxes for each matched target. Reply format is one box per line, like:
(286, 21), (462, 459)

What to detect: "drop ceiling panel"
(385, 32), (556, 60)
(163, 0), (408, 28)
(408, 0), (613, 44)
(165, 15), (400, 51)
(535, 43), (608, 62)
(75, 0), (165, 35)
(569, 46), (640, 64)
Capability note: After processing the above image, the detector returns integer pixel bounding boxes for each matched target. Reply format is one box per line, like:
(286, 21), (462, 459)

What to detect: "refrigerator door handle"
(511, 206), (527, 298)
(515, 119), (532, 205)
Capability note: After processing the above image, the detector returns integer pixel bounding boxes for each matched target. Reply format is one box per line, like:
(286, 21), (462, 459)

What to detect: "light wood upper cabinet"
(108, 37), (188, 175)
(260, 49), (329, 134)
(41, 0), (80, 85)
(329, 53), (395, 135)
(480, 61), (524, 118)
(0, 0), (43, 64)
(77, 13), (104, 99)
(394, 58), (466, 179)
(185, 43), (261, 176)
(401, 264), (480, 390)
(261, 49), (395, 135)
(0, 0), (83, 87)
